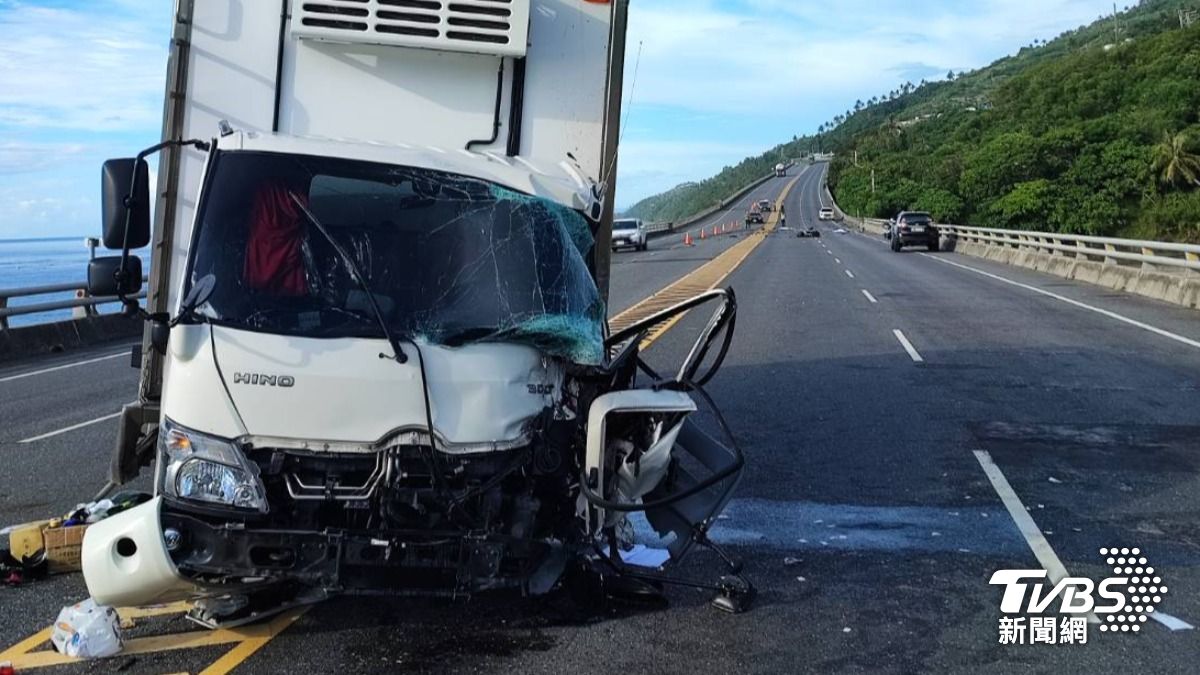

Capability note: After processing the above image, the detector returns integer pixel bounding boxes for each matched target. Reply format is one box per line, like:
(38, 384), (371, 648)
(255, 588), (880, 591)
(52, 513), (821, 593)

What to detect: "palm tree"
(1153, 131), (1200, 188)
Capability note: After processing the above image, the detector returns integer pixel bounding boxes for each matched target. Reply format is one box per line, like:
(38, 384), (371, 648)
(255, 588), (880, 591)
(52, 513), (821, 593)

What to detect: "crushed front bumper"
(82, 498), (557, 607)
(82, 497), (194, 607)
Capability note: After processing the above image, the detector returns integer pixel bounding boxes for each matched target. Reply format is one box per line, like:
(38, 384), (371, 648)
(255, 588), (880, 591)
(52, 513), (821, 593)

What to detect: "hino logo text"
(233, 373), (295, 387)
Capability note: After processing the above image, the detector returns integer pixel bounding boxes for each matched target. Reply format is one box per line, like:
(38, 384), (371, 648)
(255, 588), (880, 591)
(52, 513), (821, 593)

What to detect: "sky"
(0, 0), (1121, 239)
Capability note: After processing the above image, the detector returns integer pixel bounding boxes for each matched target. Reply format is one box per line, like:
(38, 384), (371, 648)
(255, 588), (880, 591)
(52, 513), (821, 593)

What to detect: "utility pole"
(871, 168), (876, 195)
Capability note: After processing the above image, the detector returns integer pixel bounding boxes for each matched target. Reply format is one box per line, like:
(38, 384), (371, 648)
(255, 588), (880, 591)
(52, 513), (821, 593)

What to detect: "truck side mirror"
(88, 255), (143, 297)
(102, 158), (151, 250)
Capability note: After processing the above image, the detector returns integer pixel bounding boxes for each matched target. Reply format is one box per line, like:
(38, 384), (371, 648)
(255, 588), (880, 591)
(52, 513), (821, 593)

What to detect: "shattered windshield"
(187, 151), (605, 365)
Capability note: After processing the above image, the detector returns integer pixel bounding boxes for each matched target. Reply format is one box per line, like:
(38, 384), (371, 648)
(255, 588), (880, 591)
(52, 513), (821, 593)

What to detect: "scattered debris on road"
(50, 598), (123, 659)
(1, 547), (47, 586)
(5, 492), (151, 577)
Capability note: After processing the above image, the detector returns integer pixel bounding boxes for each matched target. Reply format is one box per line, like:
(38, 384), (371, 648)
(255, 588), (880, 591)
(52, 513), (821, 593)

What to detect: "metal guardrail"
(0, 279), (148, 330)
(833, 183), (1200, 277)
(941, 225), (1200, 274)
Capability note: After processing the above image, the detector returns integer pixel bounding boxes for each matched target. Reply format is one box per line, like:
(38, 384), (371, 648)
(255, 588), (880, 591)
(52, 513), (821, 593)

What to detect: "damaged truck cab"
(83, 0), (750, 620)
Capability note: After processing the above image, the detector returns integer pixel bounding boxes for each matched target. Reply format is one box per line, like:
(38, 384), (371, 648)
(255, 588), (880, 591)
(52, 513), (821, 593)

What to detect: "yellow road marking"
(198, 608), (308, 675)
(610, 171), (804, 350)
(120, 601), (194, 621)
(0, 603), (307, 672)
(0, 628), (54, 664)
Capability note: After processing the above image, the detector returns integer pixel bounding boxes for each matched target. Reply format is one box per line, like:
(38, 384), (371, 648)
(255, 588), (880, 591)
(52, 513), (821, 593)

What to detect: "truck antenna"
(603, 40), (643, 187)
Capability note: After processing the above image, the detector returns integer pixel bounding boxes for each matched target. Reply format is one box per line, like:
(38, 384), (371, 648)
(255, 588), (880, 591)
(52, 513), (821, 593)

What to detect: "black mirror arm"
(113, 138), (212, 316)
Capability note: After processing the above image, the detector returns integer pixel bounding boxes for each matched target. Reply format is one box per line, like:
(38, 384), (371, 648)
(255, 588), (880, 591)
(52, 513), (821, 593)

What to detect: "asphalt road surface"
(2, 163), (1199, 673)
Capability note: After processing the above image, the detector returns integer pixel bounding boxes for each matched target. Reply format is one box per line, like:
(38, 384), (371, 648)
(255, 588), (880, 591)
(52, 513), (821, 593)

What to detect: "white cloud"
(0, 3), (165, 132)
(0, 141), (89, 174)
(0, 172), (96, 238)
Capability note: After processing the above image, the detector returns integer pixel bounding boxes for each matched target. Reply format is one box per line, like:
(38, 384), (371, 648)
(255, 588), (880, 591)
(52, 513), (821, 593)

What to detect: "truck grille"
(293, 0), (529, 58)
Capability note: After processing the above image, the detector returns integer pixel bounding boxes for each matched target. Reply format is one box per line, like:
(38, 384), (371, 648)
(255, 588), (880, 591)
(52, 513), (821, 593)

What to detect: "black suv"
(887, 211), (940, 252)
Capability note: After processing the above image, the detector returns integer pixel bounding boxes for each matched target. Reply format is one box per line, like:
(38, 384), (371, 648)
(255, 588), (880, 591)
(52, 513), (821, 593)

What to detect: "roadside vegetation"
(630, 0), (1200, 241)
(828, 0), (1200, 241)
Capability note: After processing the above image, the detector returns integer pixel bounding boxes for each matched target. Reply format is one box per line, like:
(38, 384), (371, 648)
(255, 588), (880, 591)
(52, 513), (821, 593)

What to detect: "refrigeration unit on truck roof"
(291, 0), (532, 58)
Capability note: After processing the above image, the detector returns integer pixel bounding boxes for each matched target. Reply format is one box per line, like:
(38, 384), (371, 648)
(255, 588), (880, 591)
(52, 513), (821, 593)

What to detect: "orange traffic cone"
(684, 232), (694, 246)
(700, 228), (707, 241)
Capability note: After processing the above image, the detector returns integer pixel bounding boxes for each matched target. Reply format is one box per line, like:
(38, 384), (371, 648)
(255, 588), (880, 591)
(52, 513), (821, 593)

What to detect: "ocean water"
(0, 237), (150, 328)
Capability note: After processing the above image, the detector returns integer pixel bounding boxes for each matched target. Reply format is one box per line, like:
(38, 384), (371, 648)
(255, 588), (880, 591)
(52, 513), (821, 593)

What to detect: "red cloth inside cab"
(244, 183), (308, 296)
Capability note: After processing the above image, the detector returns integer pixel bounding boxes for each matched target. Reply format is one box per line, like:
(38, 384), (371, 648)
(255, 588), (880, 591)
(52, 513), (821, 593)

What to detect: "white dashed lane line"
(0, 350), (130, 384)
(921, 254), (1200, 352)
(845, 270), (855, 279)
(19, 411), (122, 444)
(861, 289), (878, 304)
(892, 329), (923, 363)
(974, 450), (1194, 632)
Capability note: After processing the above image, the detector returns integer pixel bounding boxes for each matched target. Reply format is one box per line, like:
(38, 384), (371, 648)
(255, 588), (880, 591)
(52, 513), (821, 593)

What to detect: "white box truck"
(82, 0), (751, 623)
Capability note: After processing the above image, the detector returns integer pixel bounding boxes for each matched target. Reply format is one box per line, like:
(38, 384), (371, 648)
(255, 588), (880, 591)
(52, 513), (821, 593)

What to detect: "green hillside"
(624, 143), (809, 223)
(629, 0), (1200, 241)
(826, 0), (1200, 241)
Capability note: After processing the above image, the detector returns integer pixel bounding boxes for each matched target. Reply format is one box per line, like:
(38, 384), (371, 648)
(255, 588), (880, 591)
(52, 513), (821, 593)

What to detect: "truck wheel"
(928, 239), (940, 252)
(890, 237), (902, 252)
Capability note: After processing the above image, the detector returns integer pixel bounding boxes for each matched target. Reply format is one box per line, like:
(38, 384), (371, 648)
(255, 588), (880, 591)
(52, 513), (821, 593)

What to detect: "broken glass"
(187, 151), (605, 365)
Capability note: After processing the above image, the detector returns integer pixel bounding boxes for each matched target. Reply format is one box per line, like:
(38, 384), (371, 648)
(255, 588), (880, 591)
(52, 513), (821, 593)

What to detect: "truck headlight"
(158, 418), (267, 513)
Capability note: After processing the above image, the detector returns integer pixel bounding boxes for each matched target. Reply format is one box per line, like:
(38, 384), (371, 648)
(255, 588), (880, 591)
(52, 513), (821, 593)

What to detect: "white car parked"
(612, 218), (649, 251)
(819, 207), (836, 221)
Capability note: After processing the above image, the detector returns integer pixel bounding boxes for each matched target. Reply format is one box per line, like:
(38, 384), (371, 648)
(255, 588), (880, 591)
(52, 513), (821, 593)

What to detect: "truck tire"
(928, 238), (940, 252)
(891, 237), (902, 252)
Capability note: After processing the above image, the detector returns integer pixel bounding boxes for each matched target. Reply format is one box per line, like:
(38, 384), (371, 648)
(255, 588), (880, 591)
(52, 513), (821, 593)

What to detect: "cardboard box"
(5, 520), (88, 573)
(43, 525), (88, 573)
(7, 520), (50, 561)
